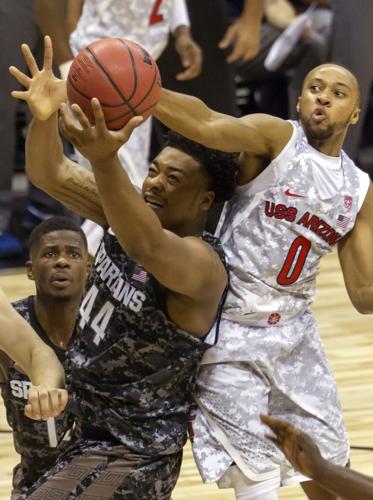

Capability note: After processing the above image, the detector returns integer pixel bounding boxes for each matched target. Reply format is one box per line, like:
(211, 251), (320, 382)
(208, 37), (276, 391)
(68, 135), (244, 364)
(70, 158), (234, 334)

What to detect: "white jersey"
(217, 120), (370, 327)
(70, 0), (187, 60)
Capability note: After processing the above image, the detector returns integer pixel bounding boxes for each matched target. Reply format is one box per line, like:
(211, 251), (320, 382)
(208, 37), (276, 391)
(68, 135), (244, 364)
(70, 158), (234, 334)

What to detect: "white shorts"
(191, 310), (349, 484)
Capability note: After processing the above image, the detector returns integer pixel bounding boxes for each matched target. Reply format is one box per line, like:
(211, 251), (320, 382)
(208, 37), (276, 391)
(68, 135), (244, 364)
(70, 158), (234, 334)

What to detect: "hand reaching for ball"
(59, 98), (144, 165)
(9, 36), (67, 121)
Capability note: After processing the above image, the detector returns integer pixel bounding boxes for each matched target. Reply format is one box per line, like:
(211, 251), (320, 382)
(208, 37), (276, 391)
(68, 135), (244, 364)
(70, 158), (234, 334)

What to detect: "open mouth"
(144, 195), (164, 209)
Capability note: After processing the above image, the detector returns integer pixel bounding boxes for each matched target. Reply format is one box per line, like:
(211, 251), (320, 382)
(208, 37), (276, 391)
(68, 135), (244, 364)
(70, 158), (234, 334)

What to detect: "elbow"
(350, 288), (373, 314)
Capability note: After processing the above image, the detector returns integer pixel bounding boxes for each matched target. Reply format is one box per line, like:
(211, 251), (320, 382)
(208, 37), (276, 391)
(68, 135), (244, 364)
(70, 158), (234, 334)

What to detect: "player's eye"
(310, 85), (321, 92)
(334, 90), (345, 97)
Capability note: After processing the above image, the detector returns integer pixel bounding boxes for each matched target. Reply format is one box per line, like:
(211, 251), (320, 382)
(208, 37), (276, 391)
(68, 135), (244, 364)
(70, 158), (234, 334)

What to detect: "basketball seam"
(106, 100), (159, 126)
(132, 62), (159, 111)
(86, 46), (138, 116)
(118, 39), (138, 101)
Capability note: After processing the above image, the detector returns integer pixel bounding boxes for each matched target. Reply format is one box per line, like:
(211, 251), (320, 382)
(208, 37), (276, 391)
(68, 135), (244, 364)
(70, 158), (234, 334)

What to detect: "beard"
(299, 112), (336, 142)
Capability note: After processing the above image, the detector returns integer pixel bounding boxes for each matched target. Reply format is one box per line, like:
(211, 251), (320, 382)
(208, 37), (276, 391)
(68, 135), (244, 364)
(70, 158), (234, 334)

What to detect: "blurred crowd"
(1, 0), (372, 264)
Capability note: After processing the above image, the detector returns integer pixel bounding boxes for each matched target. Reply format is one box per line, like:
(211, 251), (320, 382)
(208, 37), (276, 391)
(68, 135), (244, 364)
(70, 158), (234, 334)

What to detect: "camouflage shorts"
(23, 439), (182, 499)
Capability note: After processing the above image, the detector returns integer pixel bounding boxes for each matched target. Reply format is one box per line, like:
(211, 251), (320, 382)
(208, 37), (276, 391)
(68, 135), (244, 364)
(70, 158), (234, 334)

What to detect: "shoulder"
(11, 296), (31, 313)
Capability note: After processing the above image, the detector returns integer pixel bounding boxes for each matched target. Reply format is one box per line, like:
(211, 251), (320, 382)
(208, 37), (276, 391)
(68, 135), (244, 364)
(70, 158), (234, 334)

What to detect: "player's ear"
(350, 107), (360, 125)
(26, 261), (35, 281)
(296, 97), (301, 114)
(200, 190), (215, 212)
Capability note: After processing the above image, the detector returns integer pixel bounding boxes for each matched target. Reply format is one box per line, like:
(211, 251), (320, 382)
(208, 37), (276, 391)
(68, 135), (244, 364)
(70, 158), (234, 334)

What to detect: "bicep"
(138, 233), (227, 298)
(208, 113), (291, 157)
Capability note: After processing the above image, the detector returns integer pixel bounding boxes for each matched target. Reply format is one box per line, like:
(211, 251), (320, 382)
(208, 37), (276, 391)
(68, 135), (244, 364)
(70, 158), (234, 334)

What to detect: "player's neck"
(34, 295), (81, 349)
(308, 138), (343, 157)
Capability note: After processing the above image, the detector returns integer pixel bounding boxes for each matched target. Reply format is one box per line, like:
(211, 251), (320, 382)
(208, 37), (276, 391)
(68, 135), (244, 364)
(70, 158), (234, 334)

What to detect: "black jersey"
(66, 229), (226, 456)
(0, 297), (74, 489)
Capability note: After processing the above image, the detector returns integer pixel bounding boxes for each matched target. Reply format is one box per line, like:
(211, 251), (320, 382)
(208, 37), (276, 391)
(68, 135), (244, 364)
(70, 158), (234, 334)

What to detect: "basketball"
(66, 38), (161, 130)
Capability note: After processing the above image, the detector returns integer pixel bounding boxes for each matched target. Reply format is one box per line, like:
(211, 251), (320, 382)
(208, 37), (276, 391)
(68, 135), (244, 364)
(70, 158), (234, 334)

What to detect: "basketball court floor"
(1, 250), (372, 499)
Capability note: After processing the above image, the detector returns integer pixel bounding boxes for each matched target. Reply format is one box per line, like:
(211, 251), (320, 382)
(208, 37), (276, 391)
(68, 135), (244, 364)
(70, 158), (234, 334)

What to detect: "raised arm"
(59, 100), (227, 308)
(261, 415), (373, 500)
(154, 89), (292, 160)
(338, 183), (373, 313)
(0, 288), (67, 419)
(34, 0), (75, 65)
(9, 36), (106, 226)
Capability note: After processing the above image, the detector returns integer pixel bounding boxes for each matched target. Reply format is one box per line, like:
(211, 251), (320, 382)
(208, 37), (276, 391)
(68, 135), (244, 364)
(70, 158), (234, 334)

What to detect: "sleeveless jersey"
(66, 229), (226, 456)
(217, 120), (370, 326)
(0, 297), (74, 489)
(70, 0), (179, 60)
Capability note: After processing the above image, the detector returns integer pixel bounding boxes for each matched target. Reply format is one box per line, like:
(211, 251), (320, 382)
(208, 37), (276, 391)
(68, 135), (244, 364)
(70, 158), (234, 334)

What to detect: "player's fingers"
(91, 98), (107, 132)
(58, 389), (68, 412)
(59, 108), (82, 147)
(24, 403), (34, 419)
(37, 386), (53, 420)
(176, 52), (202, 80)
(26, 386), (41, 420)
(226, 40), (245, 63)
(48, 389), (61, 417)
(21, 43), (39, 77)
(70, 103), (91, 129)
(10, 90), (28, 101)
(9, 66), (31, 87)
(218, 25), (235, 49)
(43, 35), (53, 71)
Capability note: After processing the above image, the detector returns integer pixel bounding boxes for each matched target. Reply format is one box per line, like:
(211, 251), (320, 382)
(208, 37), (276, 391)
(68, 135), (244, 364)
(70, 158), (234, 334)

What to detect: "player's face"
(27, 230), (89, 300)
(298, 65), (360, 143)
(141, 147), (214, 232)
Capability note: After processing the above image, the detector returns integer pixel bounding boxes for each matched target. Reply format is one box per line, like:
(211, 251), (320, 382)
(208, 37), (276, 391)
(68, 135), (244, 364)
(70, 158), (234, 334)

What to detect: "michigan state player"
(0, 216), (89, 498)
(153, 64), (373, 499)
(10, 37), (237, 498)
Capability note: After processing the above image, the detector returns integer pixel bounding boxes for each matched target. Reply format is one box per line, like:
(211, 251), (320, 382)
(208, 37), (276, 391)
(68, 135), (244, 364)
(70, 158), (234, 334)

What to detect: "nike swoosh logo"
(284, 189), (305, 198)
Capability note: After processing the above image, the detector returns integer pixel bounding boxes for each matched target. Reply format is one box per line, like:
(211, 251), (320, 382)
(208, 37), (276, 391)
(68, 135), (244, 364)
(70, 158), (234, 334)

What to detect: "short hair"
(162, 131), (238, 203)
(28, 216), (87, 255)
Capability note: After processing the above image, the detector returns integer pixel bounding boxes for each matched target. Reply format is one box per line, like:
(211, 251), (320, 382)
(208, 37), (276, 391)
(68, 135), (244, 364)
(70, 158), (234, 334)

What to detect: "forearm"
(26, 114), (107, 225)
(241, 0), (264, 23)
(155, 89), (249, 153)
(155, 89), (218, 147)
(66, 0), (84, 35)
(34, 0), (74, 64)
(29, 344), (65, 388)
(314, 460), (373, 499)
(0, 294), (64, 387)
(26, 114), (64, 189)
(92, 156), (165, 261)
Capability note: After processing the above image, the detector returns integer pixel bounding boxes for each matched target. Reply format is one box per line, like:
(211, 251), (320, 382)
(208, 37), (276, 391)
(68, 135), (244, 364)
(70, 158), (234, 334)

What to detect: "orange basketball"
(66, 38), (161, 130)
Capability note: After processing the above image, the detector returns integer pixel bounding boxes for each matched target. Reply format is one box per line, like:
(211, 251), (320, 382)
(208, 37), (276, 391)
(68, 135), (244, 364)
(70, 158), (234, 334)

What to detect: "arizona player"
(154, 63), (372, 499)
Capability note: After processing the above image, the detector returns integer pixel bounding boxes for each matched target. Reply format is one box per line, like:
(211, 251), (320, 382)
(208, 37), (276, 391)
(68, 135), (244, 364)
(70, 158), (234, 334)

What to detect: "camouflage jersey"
(0, 297), (74, 490)
(66, 228), (226, 456)
(217, 120), (370, 326)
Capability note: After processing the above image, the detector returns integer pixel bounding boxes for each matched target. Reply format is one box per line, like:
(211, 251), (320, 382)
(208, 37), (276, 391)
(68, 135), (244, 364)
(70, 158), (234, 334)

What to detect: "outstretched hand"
(59, 98), (144, 165)
(9, 35), (67, 121)
(25, 384), (68, 420)
(260, 414), (325, 479)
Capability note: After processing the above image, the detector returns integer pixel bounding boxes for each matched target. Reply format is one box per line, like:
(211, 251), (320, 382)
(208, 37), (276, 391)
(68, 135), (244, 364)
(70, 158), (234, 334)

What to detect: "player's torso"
(2, 298), (74, 485)
(218, 121), (367, 327)
(67, 229), (216, 453)
(70, 0), (175, 59)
